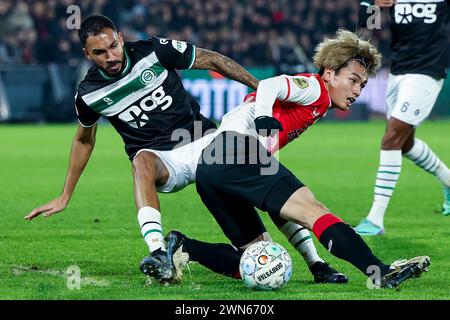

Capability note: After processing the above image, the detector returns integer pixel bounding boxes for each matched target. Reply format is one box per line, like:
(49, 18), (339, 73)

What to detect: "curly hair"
(313, 29), (382, 78)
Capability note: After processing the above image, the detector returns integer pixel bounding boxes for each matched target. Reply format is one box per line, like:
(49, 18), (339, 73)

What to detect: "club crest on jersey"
(293, 78), (309, 89)
(140, 68), (157, 86)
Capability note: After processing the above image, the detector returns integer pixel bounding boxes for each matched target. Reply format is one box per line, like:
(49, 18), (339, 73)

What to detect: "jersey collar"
(98, 47), (131, 81)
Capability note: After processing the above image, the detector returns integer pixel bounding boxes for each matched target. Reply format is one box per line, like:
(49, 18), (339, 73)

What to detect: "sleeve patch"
(293, 77), (309, 89)
(172, 40), (187, 53)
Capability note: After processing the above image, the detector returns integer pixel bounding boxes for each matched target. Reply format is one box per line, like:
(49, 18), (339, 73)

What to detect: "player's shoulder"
(126, 36), (191, 64)
(125, 37), (157, 55)
(290, 73), (321, 89)
(289, 73), (325, 105)
(77, 64), (105, 96)
(128, 36), (176, 52)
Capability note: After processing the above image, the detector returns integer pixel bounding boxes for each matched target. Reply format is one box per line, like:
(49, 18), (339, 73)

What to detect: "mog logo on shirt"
(118, 86), (173, 128)
(394, 3), (437, 24)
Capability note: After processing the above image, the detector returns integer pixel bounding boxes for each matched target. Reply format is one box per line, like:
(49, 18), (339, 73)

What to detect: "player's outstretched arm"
(192, 48), (259, 90)
(24, 124), (97, 220)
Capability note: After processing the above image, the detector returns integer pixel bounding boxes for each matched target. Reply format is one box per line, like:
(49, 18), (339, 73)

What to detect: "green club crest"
(140, 68), (156, 86)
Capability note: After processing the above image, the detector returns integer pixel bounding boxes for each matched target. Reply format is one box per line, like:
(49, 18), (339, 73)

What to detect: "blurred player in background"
(147, 30), (430, 289)
(355, 0), (450, 236)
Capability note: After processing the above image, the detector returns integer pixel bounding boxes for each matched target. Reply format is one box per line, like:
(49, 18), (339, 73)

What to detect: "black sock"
(183, 237), (242, 278)
(314, 215), (391, 276)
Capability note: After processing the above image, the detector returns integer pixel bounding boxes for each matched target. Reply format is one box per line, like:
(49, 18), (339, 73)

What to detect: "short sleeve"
(151, 36), (196, 70)
(75, 94), (101, 127)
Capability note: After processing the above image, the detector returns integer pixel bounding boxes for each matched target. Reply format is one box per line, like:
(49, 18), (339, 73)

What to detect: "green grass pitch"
(1, 120), (449, 299)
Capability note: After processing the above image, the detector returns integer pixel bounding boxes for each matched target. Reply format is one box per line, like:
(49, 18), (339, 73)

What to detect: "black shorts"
(196, 131), (305, 247)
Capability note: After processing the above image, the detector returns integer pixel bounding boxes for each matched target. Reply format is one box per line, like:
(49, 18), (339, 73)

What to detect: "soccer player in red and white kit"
(155, 29), (431, 288)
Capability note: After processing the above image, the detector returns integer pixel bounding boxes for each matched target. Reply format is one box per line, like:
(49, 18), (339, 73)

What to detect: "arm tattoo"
(192, 48), (259, 90)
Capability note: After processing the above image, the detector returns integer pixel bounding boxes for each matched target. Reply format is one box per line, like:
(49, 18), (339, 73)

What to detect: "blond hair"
(313, 29), (382, 78)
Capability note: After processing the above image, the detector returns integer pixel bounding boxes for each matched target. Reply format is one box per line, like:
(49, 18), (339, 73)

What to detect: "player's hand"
(24, 197), (68, 221)
(375, 0), (396, 7)
(254, 116), (283, 137)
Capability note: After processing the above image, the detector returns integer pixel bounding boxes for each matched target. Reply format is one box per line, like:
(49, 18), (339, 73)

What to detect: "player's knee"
(382, 131), (405, 149)
(402, 135), (415, 154)
(299, 203), (328, 230)
(382, 121), (414, 150)
(132, 152), (160, 181)
(280, 187), (328, 229)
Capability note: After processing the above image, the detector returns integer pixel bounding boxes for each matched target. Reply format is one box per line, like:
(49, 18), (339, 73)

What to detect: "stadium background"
(0, 0), (449, 123)
(1, 0), (450, 301)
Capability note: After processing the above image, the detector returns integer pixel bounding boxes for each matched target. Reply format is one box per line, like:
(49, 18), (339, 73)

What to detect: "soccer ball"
(239, 241), (292, 291)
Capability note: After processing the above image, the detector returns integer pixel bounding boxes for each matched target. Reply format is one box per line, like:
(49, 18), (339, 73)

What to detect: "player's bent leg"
(275, 186), (431, 287)
(401, 129), (415, 154)
(277, 187), (389, 277)
(403, 138), (450, 216)
(168, 164), (270, 281)
(355, 117), (414, 235)
(381, 117), (415, 150)
(271, 215), (348, 284)
(132, 152), (174, 282)
(195, 131), (430, 287)
(278, 187), (328, 230)
(196, 131), (349, 284)
(196, 180), (268, 249)
(165, 230), (245, 280)
(165, 230), (280, 282)
(132, 151), (170, 209)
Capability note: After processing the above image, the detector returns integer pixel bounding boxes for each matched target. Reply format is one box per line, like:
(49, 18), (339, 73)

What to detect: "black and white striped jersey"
(75, 36), (216, 159)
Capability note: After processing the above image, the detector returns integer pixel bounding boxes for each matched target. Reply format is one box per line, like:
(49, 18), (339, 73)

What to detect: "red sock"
(312, 213), (343, 240)
(312, 213), (390, 276)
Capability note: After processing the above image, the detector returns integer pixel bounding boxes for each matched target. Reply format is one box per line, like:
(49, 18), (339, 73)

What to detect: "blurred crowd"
(0, 0), (393, 69)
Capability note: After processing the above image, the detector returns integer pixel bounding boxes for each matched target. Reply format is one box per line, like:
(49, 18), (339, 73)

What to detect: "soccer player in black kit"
(356, 0), (450, 235)
(24, 15), (346, 284)
(23, 14), (257, 273)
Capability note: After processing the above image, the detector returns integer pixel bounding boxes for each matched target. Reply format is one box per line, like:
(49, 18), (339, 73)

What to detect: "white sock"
(279, 221), (323, 267)
(367, 150), (402, 227)
(137, 207), (166, 253)
(404, 138), (450, 187)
